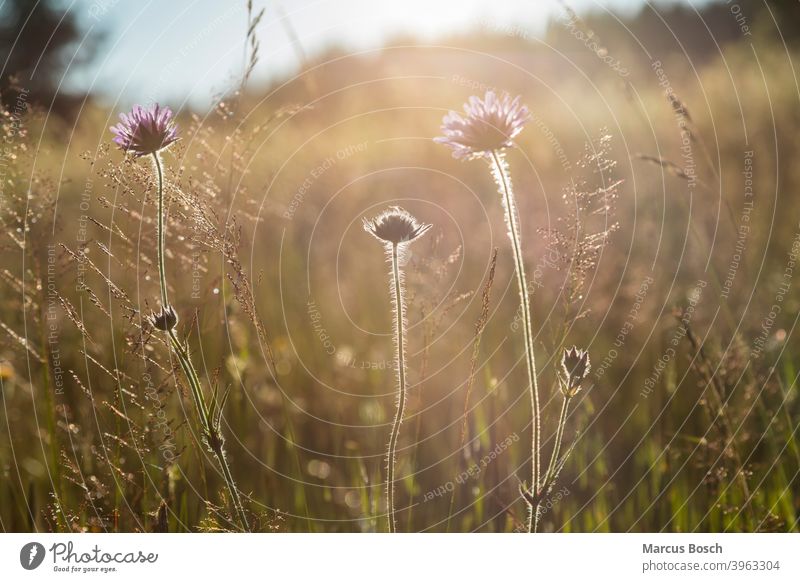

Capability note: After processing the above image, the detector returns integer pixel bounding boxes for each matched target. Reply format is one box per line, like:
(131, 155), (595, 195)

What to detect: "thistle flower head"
(560, 346), (591, 398)
(435, 90), (530, 160)
(110, 103), (179, 157)
(147, 305), (178, 332)
(363, 206), (431, 246)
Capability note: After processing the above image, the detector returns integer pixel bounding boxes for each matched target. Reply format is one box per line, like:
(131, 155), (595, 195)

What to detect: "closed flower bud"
(148, 305), (178, 331)
(560, 346), (591, 398)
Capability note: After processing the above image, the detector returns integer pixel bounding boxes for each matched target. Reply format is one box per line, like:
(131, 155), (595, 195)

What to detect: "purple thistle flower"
(110, 103), (179, 157)
(435, 90), (530, 160)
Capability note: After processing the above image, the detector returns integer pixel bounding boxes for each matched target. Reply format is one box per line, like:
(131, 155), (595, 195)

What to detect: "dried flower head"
(435, 90), (530, 160)
(110, 103), (179, 157)
(147, 305), (179, 332)
(363, 206), (431, 246)
(560, 346), (591, 398)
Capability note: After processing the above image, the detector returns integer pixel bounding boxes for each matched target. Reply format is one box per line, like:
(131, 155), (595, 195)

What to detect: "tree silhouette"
(0, 0), (101, 115)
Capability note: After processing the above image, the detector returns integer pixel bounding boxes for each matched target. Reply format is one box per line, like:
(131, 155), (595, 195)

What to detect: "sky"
(68, 0), (706, 109)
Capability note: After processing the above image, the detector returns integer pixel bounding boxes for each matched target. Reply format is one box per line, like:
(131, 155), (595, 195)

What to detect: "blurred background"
(1, 0), (799, 532)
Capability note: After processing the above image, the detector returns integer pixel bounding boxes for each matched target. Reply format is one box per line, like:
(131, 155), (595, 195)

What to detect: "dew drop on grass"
(307, 459), (331, 480)
(344, 491), (360, 509)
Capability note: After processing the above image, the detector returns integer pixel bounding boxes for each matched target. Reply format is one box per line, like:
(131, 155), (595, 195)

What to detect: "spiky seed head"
(560, 346), (591, 398)
(110, 103), (179, 157)
(148, 305), (179, 331)
(363, 206), (432, 246)
(434, 90), (530, 160)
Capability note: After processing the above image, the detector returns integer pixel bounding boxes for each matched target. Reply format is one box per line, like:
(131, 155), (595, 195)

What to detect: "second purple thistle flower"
(435, 90), (531, 160)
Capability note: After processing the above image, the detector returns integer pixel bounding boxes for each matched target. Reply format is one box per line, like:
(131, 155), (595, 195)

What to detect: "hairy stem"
(489, 150), (541, 532)
(153, 153), (249, 531)
(153, 154), (169, 308)
(386, 242), (407, 533)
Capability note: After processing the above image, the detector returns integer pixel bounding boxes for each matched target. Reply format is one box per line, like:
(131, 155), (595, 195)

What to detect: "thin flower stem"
(152, 154), (169, 307)
(535, 395), (570, 532)
(543, 396), (570, 489)
(489, 150), (541, 532)
(153, 153), (249, 531)
(386, 242), (407, 533)
(167, 329), (249, 529)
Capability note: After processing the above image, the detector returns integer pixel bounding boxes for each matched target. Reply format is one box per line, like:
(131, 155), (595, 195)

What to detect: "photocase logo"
(19, 542), (46, 570)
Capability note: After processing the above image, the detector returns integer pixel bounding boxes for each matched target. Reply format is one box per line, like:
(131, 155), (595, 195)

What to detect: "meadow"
(1, 2), (799, 532)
